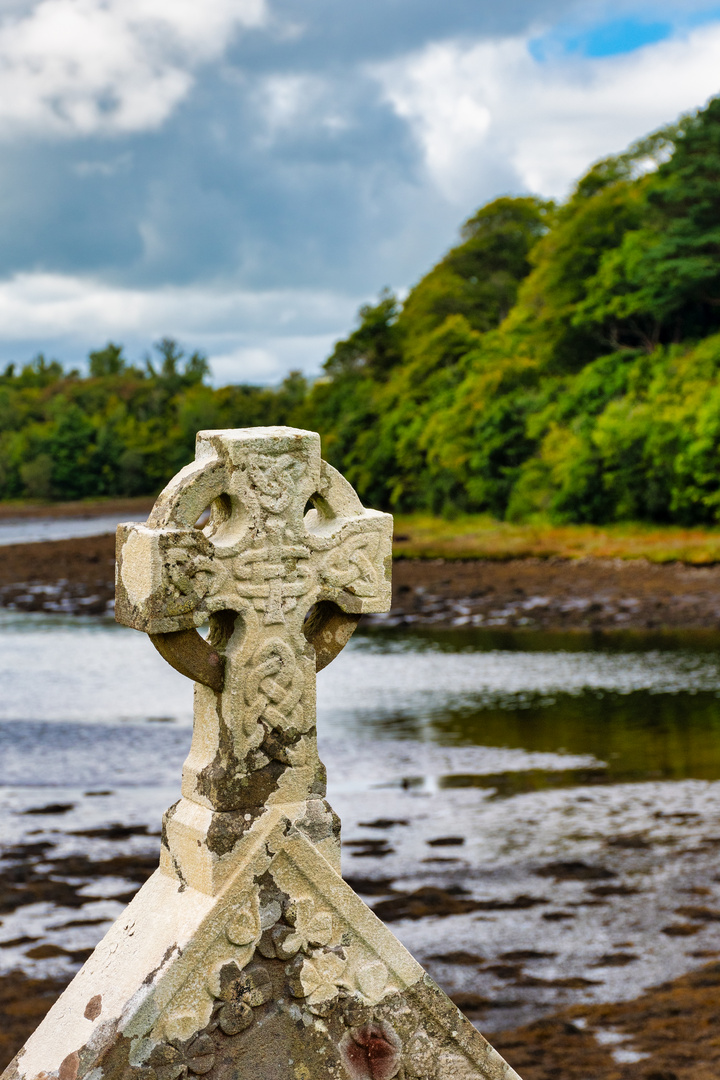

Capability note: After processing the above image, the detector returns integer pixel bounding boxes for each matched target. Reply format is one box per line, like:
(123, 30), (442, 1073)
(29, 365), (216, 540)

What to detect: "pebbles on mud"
(0, 582), (113, 616)
(368, 557), (720, 633)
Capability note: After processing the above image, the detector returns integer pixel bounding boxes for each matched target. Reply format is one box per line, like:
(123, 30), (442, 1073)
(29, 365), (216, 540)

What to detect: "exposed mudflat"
(0, 534), (116, 615)
(4, 786), (720, 1080)
(5, 755), (720, 1075)
(491, 960), (720, 1079)
(4, 533), (720, 633)
(384, 556), (720, 634)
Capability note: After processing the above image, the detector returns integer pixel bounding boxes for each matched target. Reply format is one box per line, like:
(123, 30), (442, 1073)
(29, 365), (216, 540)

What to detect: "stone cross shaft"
(115, 426), (392, 894)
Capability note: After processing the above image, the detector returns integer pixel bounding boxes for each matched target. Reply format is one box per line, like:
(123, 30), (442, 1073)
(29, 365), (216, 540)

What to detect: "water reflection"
(428, 689), (720, 785)
(1, 613), (720, 790)
(334, 627), (720, 787)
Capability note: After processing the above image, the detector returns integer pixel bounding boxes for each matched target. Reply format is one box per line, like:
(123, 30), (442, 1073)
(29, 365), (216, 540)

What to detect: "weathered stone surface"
(1, 427), (522, 1080)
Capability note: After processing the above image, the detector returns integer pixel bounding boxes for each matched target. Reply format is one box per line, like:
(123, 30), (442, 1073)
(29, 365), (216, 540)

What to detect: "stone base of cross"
(2, 428), (521, 1080)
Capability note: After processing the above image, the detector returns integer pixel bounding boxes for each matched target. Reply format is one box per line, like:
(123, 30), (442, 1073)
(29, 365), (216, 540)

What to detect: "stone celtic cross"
(3, 428), (520, 1080)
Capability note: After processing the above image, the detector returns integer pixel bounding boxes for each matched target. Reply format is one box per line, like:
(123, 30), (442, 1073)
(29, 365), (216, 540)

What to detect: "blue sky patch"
(530, 17), (673, 61)
(575, 17), (672, 57)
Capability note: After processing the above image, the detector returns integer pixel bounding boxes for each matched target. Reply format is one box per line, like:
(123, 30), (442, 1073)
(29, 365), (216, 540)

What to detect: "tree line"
(0, 339), (307, 501)
(6, 95), (720, 523)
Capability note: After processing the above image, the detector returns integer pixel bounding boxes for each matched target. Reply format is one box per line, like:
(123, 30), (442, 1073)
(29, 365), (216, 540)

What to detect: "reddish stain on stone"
(84, 994), (102, 1021)
(339, 1020), (402, 1080)
(58, 1051), (79, 1080)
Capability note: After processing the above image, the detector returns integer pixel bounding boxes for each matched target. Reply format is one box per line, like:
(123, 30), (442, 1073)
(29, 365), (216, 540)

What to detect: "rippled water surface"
(2, 612), (720, 787)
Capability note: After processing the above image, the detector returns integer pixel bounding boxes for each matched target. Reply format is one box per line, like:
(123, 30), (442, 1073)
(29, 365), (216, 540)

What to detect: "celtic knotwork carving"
(166, 536), (226, 601)
(231, 546), (313, 624)
(244, 637), (306, 735)
(320, 533), (380, 598)
(116, 428), (393, 890)
(245, 453), (296, 514)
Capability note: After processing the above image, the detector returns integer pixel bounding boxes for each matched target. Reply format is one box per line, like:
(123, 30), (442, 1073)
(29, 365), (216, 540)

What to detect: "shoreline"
(3, 533), (720, 632)
(0, 496), (155, 521)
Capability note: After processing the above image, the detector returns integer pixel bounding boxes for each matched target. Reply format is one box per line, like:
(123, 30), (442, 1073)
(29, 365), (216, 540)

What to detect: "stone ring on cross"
(3, 427), (521, 1080)
(118, 427), (389, 690)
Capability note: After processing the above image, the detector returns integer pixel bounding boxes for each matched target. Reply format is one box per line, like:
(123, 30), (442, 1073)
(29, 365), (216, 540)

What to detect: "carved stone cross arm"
(116, 425), (392, 674)
(3, 427), (522, 1080)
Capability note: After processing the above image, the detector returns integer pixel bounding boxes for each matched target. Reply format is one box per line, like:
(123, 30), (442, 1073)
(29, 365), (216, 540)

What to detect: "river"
(0, 514), (127, 546)
(2, 614), (720, 1042)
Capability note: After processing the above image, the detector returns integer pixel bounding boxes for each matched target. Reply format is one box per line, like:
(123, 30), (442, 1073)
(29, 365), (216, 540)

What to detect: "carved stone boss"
(3, 428), (520, 1080)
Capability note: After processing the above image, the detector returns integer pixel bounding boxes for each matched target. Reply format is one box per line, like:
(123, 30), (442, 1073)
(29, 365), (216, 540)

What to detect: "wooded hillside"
(5, 96), (720, 524)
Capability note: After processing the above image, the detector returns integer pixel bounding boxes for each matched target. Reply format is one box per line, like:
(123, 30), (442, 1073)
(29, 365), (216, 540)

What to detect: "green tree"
(398, 196), (554, 350)
(324, 290), (402, 380)
(574, 100), (720, 350)
(89, 343), (126, 377)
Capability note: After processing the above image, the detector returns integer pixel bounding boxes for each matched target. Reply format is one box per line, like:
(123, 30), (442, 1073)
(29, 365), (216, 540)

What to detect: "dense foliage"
(0, 339), (306, 500)
(308, 96), (720, 525)
(7, 96), (720, 524)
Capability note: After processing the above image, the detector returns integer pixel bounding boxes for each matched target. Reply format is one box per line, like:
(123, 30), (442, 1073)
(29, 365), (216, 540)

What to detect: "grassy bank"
(6, 499), (720, 566)
(392, 514), (720, 564)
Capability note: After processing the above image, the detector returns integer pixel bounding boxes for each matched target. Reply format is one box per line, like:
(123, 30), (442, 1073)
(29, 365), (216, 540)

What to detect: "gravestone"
(2, 428), (521, 1080)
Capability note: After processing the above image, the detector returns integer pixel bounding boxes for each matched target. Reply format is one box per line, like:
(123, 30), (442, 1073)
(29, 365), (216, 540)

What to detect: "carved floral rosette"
(136, 875), (469, 1080)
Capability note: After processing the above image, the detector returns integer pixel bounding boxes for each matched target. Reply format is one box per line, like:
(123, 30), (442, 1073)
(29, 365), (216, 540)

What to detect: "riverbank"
(5, 499), (720, 561)
(3, 531), (720, 632)
(393, 513), (720, 564)
(0, 497), (155, 521)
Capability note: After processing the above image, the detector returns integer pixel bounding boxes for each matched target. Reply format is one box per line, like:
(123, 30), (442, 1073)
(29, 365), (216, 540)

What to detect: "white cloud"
(208, 337), (338, 384)
(258, 73), (325, 128)
(253, 72), (351, 142)
(371, 23), (720, 203)
(74, 151), (133, 176)
(0, 0), (267, 137)
(0, 271), (359, 382)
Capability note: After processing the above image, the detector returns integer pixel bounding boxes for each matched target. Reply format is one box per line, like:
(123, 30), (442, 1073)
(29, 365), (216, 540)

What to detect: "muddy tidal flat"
(5, 529), (720, 634)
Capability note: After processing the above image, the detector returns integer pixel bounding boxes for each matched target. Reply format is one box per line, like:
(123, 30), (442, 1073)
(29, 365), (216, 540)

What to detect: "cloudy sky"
(1, 0), (720, 384)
